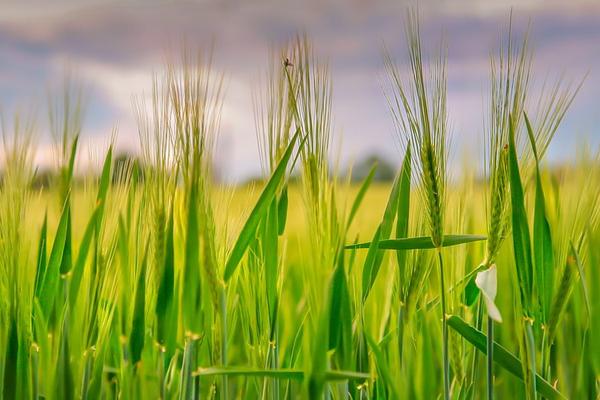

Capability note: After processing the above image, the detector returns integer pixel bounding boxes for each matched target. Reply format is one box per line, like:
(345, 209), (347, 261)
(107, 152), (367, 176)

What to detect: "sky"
(1, 0), (599, 181)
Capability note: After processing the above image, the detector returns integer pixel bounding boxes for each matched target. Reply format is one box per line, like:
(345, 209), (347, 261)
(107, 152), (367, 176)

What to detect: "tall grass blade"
(34, 212), (48, 297)
(365, 333), (400, 399)
(130, 242), (148, 366)
(361, 172), (402, 301)
(277, 185), (289, 236)
(196, 367), (369, 381)
(570, 241), (591, 320)
(395, 143), (412, 274)
(156, 207), (175, 348)
(69, 206), (100, 307)
(95, 145), (113, 218)
(507, 116), (534, 314)
(347, 163), (377, 229)
(508, 114), (537, 398)
(264, 198), (279, 320)
(525, 112), (554, 322)
(223, 129), (301, 281)
(2, 316), (18, 400)
(447, 315), (565, 400)
(38, 201), (71, 317)
(55, 310), (75, 400)
(328, 249), (352, 368)
(182, 179), (201, 334)
(347, 234), (486, 250)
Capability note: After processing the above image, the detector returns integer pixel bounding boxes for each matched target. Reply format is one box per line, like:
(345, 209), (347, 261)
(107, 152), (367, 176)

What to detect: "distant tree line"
(17, 152), (398, 190)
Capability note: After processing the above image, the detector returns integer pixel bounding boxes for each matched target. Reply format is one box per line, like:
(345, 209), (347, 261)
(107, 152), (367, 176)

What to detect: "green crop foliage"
(0, 12), (598, 400)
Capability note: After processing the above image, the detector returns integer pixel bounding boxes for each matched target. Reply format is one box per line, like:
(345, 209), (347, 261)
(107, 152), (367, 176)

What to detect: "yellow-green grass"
(1, 15), (598, 399)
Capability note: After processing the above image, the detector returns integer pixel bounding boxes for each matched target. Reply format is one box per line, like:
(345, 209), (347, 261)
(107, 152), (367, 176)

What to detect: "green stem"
(524, 320), (538, 400)
(81, 347), (94, 400)
(465, 296), (483, 399)
(487, 316), (494, 400)
(179, 337), (196, 400)
(437, 249), (450, 400)
(158, 347), (165, 400)
(397, 303), (405, 368)
(468, 297), (483, 390)
(220, 288), (228, 400)
(271, 317), (280, 400)
(540, 330), (550, 380)
(31, 344), (39, 400)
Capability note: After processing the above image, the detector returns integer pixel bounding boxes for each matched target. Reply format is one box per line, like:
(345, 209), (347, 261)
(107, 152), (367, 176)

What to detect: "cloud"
(1, 0), (599, 180)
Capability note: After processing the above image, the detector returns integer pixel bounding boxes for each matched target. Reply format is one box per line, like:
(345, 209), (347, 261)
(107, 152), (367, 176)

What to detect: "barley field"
(1, 13), (599, 400)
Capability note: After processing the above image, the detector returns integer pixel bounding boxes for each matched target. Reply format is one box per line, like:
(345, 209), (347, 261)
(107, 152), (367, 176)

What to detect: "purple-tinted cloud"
(0, 0), (599, 179)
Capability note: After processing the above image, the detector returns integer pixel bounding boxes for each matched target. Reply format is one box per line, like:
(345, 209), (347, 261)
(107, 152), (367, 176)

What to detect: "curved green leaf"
(448, 315), (565, 400)
(346, 234), (486, 251)
(507, 116), (534, 314)
(195, 367), (369, 382)
(525, 113), (555, 322)
(69, 206), (100, 307)
(38, 201), (71, 317)
(395, 143), (412, 276)
(277, 184), (289, 236)
(156, 207), (175, 347)
(34, 212), (48, 298)
(224, 130), (302, 281)
(130, 242), (148, 365)
(362, 168), (404, 301)
(347, 163), (377, 229)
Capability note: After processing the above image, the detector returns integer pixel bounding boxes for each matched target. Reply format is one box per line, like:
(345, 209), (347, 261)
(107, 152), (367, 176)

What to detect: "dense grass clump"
(0, 13), (598, 400)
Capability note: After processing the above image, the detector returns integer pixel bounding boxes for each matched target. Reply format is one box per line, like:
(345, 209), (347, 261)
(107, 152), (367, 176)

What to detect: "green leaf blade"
(38, 201), (71, 317)
(507, 117), (534, 314)
(69, 206), (100, 308)
(347, 234), (486, 251)
(525, 112), (555, 322)
(361, 169), (404, 301)
(395, 144), (411, 274)
(448, 315), (565, 400)
(156, 207), (175, 347)
(223, 130), (301, 282)
(130, 243), (148, 366)
(347, 162), (378, 229)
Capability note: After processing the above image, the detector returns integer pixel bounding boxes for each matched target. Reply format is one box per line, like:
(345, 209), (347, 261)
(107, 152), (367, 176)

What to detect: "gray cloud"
(1, 0), (599, 179)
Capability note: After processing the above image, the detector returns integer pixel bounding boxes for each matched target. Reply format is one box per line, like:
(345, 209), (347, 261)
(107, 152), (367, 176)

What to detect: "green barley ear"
(167, 51), (224, 302)
(384, 11), (451, 399)
(48, 73), (85, 205)
(546, 245), (577, 345)
(284, 36), (348, 398)
(553, 148), (600, 275)
(527, 77), (582, 164)
(0, 111), (35, 400)
(285, 35), (340, 265)
(384, 10), (448, 248)
(485, 23), (532, 265)
(254, 46), (295, 174)
(134, 71), (177, 279)
(168, 48), (224, 194)
(287, 35), (333, 203)
(486, 145), (509, 264)
(165, 47), (230, 395)
(134, 70), (180, 382)
(0, 111), (35, 296)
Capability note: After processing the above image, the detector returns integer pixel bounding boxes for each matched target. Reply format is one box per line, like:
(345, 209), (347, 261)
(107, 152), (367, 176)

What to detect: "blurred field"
(14, 164), (598, 399)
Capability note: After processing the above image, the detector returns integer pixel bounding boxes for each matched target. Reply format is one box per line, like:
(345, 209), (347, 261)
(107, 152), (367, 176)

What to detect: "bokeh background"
(1, 0), (599, 181)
